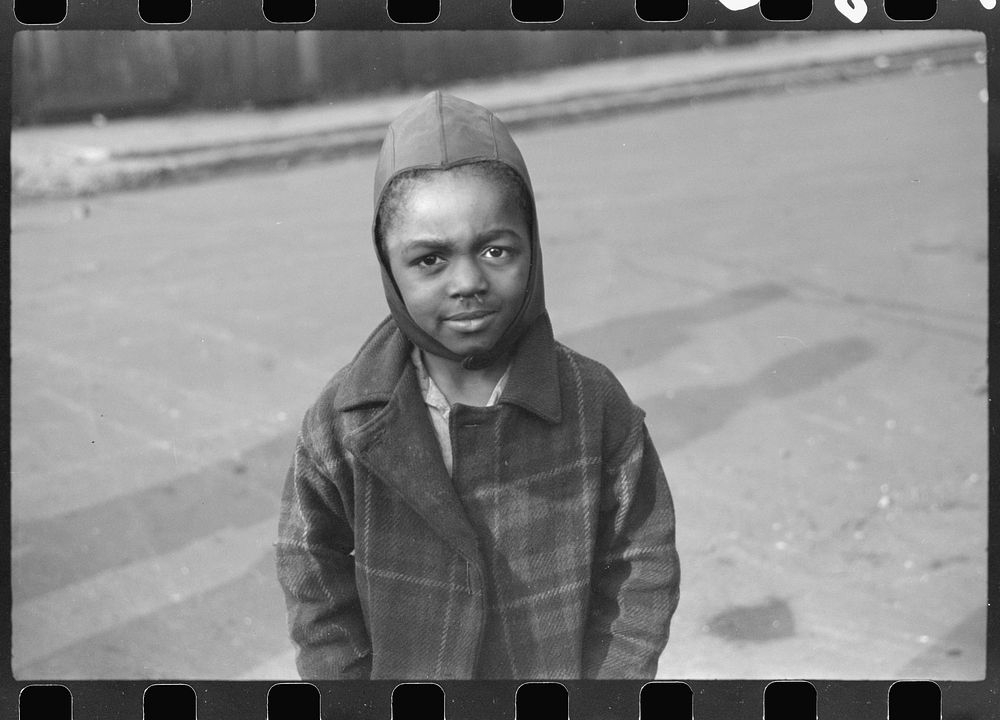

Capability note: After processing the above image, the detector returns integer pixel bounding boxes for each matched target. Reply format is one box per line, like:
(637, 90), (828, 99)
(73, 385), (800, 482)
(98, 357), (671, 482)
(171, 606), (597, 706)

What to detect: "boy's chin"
(434, 334), (499, 361)
(443, 340), (494, 358)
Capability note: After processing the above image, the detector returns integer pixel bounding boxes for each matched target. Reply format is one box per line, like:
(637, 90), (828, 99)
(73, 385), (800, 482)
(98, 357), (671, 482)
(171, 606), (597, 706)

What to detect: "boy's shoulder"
(553, 340), (632, 396)
(547, 340), (649, 460)
(550, 340), (644, 422)
(301, 318), (405, 434)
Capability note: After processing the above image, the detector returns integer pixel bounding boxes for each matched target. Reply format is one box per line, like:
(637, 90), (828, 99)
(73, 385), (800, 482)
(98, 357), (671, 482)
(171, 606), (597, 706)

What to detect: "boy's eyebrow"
(401, 238), (455, 254)
(478, 226), (527, 243)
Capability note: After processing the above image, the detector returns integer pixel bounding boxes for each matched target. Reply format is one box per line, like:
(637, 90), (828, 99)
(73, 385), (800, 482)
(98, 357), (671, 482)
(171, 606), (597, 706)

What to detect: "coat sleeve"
(582, 412), (680, 679)
(275, 425), (373, 679)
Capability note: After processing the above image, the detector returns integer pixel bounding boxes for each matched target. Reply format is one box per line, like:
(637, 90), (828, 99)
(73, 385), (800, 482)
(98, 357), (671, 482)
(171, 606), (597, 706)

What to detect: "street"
(11, 64), (988, 679)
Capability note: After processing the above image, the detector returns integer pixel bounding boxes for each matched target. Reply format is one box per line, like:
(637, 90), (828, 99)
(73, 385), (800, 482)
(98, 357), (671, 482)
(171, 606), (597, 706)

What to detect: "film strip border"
(11, 679), (970, 718)
(3, 2), (998, 720)
(7, 0), (998, 28)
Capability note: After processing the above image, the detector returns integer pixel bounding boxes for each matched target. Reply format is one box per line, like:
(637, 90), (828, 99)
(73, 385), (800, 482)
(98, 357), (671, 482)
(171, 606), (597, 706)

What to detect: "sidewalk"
(11, 30), (985, 200)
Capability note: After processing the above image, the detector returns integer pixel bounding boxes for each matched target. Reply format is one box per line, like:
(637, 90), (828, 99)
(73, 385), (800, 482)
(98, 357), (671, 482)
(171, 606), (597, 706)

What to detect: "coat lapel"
(336, 318), (481, 563)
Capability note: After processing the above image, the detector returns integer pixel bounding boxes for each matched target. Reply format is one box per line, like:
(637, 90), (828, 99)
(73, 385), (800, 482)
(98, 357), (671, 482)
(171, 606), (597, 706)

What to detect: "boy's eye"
(417, 254), (442, 267)
(483, 246), (510, 259)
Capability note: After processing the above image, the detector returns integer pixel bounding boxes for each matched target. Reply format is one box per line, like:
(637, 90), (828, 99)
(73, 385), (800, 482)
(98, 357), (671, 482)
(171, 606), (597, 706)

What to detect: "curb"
(13, 38), (984, 201)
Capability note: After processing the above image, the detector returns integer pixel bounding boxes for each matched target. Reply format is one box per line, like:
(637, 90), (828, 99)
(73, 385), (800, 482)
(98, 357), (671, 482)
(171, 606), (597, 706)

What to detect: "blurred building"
(12, 30), (771, 125)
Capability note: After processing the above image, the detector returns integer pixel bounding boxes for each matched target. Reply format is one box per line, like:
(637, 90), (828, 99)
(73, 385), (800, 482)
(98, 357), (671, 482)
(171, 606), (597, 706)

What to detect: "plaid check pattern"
(276, 313), (680, 679)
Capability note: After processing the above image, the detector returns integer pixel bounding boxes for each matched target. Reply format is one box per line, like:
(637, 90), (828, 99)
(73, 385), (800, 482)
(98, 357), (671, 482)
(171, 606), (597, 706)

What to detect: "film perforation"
(762, 680), (817, 719)
(387, 0), (441, 25)
(759, 0), (814, 21)
(17, 684), (72, 720)
(887, 681), (942, 720)
(391, 682), (445, 720)
(515, 682), (569, 720)
(510, 0), (565, 24)
(266, 682), (321, 719)
(12, 0), (66, 25)
(262, 0), (316, 25)
(634, 0), (689, 22)
(884, 0), (938, 21)
(639, 681), (694, 720)
(142, 683), (197, 720)
(138, 0), (192, 25)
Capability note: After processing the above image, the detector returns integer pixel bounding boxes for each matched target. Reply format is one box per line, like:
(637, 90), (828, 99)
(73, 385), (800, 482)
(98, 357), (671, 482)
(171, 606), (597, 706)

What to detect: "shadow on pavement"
(15, 551), (290, 680)
(894, 605), (987, 680)
(13, 430), (298, 604)
(559, 282), (789, 372)
(643, 336), (877, 452)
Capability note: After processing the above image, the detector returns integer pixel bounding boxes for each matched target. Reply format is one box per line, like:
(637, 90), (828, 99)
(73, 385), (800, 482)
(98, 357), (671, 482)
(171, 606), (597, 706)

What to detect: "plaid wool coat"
(276, 313), (680, 679)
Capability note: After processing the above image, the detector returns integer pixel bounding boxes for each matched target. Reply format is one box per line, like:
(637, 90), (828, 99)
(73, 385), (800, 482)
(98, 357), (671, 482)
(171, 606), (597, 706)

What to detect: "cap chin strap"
(461, 352), (500, 371)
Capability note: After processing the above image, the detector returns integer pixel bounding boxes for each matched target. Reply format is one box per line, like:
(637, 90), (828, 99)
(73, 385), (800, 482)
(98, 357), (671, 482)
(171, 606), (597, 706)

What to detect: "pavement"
(10, 58), (989, 682)
(10, 29), (986, 200)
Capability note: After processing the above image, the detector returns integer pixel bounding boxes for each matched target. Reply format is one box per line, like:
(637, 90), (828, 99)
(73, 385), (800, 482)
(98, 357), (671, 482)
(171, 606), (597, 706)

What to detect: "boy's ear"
(374, 214), (392, 266)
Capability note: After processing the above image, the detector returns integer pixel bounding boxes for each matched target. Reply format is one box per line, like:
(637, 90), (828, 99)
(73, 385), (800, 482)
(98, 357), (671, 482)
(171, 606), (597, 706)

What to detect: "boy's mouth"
(442, 309), (497, 332)
(445, 310), (494, 321)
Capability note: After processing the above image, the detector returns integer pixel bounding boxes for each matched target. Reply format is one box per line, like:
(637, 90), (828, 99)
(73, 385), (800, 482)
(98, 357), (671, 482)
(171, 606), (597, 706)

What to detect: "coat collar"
(331, 313), (561, 565)
(333, 313), (562, 423)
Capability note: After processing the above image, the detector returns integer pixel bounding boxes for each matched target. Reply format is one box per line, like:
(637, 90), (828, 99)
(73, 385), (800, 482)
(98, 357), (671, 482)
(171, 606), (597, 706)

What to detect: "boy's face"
(383, 168), (531, 361)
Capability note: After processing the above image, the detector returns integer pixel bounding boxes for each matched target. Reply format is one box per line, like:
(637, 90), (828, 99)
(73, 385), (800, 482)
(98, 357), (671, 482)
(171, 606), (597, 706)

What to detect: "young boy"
(276, 91), (680, 680)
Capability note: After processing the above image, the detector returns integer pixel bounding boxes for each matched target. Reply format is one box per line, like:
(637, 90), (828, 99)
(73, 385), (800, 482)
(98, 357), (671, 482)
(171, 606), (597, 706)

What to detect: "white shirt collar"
(411, 346), (510, 410)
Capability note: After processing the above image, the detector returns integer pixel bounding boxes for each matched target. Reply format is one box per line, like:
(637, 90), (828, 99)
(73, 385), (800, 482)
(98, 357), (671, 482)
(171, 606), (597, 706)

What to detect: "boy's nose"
(449, 256), (488, 297)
